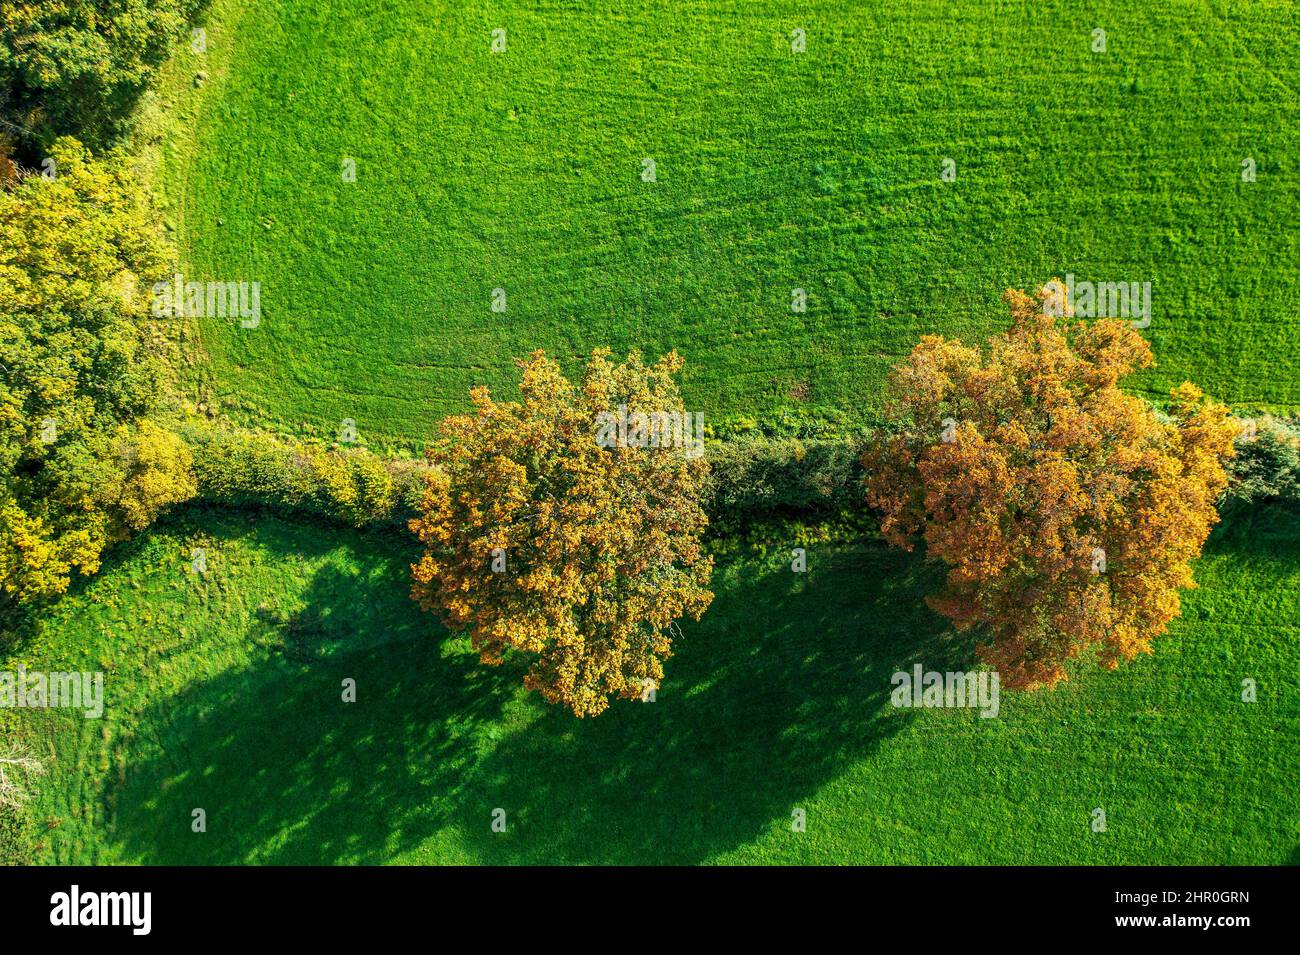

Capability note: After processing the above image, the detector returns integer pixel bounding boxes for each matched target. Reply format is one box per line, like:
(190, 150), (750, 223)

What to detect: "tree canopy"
(410, 350), (714, 716)
(1, 0), (203, 144)
(864, 284), (1238, 689)
(0, 137), (192, 607)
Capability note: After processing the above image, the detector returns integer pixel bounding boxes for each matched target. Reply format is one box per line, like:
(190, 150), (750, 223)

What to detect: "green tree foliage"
(0, 0), (203, 144)
(182, 421), (406, 526)
(0, 137), (193, 607)
(1226, 417), (1300, 509)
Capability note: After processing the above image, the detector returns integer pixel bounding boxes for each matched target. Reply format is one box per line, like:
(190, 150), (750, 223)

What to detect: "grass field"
(11, 507), (1296, 865)
(163, 0), (1300, 445)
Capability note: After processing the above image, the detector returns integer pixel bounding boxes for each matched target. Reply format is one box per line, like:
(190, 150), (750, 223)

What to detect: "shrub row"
(1224, 416), (1300, 509)
(179, 413), (1299, 533)
(180, 419), (870, 532)
(705, 436), (864, 531)
(180, 421), (422, 528)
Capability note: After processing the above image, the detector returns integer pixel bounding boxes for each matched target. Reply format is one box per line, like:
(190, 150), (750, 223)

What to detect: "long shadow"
(109, 555), (518, 865)
(1208, 503), (1300, 558)
(455, 543), (967, 864)
(112, 536), (966, 864)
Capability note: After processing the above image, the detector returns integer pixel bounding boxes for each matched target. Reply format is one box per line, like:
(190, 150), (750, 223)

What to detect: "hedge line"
(179, 419), (869, 530)
(177, 414), (1299, 532)
(179, 421), (422, 527)
(1223, 417), (1300, 509)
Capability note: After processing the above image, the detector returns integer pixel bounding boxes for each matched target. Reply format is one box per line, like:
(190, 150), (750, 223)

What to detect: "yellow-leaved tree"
(113, 420), (198, 532)
(1, 138), (195, 611)
(863, 284), (1239, 690)
(410, 350), (714, 717)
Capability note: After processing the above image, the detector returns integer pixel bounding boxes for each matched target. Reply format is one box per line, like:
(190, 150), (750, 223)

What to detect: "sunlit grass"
(166, 0), (1299, 446)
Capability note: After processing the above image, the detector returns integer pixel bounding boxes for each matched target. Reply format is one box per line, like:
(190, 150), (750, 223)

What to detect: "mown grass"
(163, 0), (1299, 446)
(9, 507), (1295, 864)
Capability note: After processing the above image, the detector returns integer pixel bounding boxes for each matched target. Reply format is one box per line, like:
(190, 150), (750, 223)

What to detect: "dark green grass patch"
(9, 508), (1296, 864)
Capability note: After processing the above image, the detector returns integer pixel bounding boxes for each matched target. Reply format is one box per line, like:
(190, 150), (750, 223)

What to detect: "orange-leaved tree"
(863, 283), (1239, 690)
(410, 349), (714, 716)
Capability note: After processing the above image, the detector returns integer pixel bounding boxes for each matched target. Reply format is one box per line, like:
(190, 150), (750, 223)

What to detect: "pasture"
(163, 0), (1300, 445)
(5, 0), (1296, 866)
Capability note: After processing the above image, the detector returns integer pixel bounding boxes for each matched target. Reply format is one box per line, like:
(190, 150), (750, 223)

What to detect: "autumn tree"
(0, 137), (194, 608)
(410, 350), (714, 717)
(863, 283), (1239, 690)
(114, 420), (198, 531)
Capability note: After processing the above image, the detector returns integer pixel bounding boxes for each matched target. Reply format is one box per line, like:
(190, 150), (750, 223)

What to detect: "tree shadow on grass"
(458, 544), (970, 864)
(111, 538), (968, 864)
(108, 564), (519, 865)
(1209, 504), (1300, 559)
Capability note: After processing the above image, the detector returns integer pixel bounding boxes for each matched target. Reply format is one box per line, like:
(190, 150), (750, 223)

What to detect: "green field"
(12, 507), (1297, 864)
(166, 0), (1300, 445)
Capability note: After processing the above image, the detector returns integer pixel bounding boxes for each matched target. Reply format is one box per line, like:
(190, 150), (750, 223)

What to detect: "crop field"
(13, 507), (1297, 865)
(166, 0), (1300, 444)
